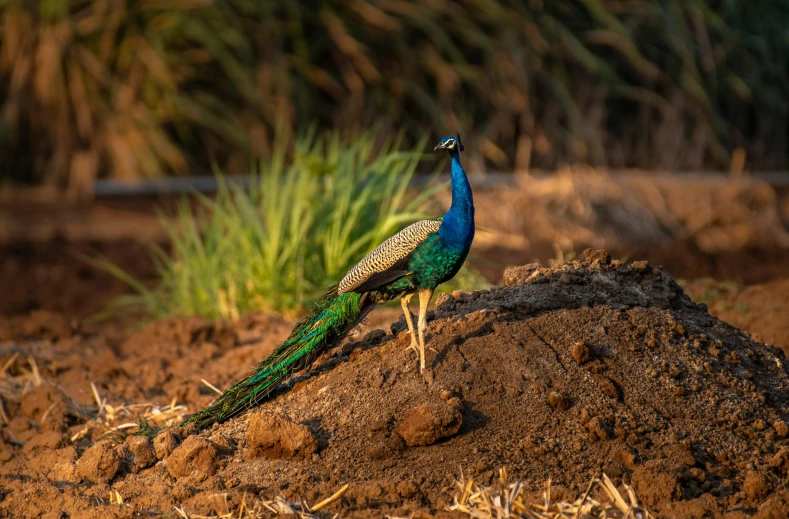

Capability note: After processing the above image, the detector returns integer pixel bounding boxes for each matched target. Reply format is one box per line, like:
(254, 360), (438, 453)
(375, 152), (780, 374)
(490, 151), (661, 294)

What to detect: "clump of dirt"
(164, 435), (224, 480)
(396, 401), (463, 447)
(75, 441), (124, 484)
(2, 250), (789, 518)
(245, 413), (318, 459)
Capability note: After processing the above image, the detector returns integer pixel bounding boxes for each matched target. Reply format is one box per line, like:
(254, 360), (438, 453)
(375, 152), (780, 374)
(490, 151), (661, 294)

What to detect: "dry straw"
(447, 468), (653, 519)
(164, 471), (650, 519)
(170, 485), (349, 519)
(0, 353), (38, 430)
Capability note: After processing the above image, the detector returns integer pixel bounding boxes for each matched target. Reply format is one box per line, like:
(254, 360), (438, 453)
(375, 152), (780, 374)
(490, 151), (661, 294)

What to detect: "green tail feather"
(182, 286), (375, 430)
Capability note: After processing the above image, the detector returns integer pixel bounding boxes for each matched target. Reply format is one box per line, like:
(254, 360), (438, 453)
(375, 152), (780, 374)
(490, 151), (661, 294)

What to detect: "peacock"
(181, 134), (475, 430)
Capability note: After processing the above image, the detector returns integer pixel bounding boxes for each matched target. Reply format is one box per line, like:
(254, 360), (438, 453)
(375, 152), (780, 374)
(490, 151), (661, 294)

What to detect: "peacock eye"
(446, 139), (455, 147)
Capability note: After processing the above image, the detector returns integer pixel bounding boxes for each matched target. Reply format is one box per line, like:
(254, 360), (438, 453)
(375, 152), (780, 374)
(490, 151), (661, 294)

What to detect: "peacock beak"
(433, 144), (442, 151)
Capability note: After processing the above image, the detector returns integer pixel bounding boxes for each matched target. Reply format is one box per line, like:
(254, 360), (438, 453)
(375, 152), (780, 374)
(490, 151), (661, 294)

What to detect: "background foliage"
(87, 132), (487, 319)
(2, 0), (788, 194)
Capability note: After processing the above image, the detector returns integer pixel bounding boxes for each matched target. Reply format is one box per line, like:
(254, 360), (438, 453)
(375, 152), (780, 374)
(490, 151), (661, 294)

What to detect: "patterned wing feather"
(338, 219), (442, 294)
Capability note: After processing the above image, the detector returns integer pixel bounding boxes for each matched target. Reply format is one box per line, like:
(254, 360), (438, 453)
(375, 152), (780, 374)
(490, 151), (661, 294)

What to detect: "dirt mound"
(2, 250), (789, 518)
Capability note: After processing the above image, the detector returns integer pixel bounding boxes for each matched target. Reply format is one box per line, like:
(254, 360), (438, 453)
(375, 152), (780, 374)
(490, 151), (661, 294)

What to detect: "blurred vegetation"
(86, 132), (486, 319)
(2, 0), (788, 195)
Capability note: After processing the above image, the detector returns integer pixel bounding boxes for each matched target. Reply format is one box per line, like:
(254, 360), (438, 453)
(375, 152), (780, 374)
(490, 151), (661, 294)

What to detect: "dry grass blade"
(109, 490), (123, 505)
(97, 399), (188, 439)
(171, 484), (348, 518)
(0, 352), (19, 376)
(449, 470), (653, 519)
(310, 483), (349, 512)
(0, 352), (42, 406)
(83, 382), (188, 441)
(201, 379), (224, 395)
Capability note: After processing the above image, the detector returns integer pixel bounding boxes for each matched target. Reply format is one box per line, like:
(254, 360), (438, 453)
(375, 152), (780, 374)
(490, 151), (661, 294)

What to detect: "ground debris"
(173, 484), (349, 518)
(2, 255), (789, 517)
(448, 468), (653, 519)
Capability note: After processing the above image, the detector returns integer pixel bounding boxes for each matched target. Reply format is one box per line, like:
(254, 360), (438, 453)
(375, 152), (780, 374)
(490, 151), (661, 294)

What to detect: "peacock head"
(434, 133), (464, 157)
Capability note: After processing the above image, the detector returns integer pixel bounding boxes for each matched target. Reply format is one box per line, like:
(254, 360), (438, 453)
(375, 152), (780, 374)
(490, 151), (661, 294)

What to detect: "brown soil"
(2, 251), (789, 518)
(0, 239), (157, 320)
(0, 195), (168, 321)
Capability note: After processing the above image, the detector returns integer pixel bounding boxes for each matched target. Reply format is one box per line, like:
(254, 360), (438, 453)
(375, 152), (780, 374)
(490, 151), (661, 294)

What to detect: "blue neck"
(439, 154), (475, 249)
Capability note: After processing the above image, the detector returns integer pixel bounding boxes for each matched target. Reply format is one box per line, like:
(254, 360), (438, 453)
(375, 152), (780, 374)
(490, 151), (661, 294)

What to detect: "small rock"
(434, 292), (453, 308)
(76, 441), (124, 484)
(616, 448), (639, 470)
(547, 391), (571, 411)
(245, 413), (317, 459)
(770, 449), (789, 473)
(630, 260), (650, 273)
(600, 378), (619, 400)
(583, 249), (611, 266)
(743, 470), (771, 502)
(586, 417), (611, 441)
(502, 264), (541, 286)
(165, 435), (221, 479)
(125, 435), (156, 473)
(773, 420), (789, 438)
(397, 402), (462, 447)
(153, 429), (180, 460)
(571, 342), (591, 364)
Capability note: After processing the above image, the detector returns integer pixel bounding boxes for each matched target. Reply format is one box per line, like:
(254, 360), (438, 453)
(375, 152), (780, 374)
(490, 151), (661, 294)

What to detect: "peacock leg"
(400, 293), (418, 352)
(417, 288), (434, 372)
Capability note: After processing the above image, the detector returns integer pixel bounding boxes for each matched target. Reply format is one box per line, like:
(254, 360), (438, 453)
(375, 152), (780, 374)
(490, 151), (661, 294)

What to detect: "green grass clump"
(97, 132), (451, 320)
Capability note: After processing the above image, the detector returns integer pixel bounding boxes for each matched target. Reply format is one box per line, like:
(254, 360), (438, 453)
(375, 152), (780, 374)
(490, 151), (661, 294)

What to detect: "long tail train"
(182, 286), (375, 430)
